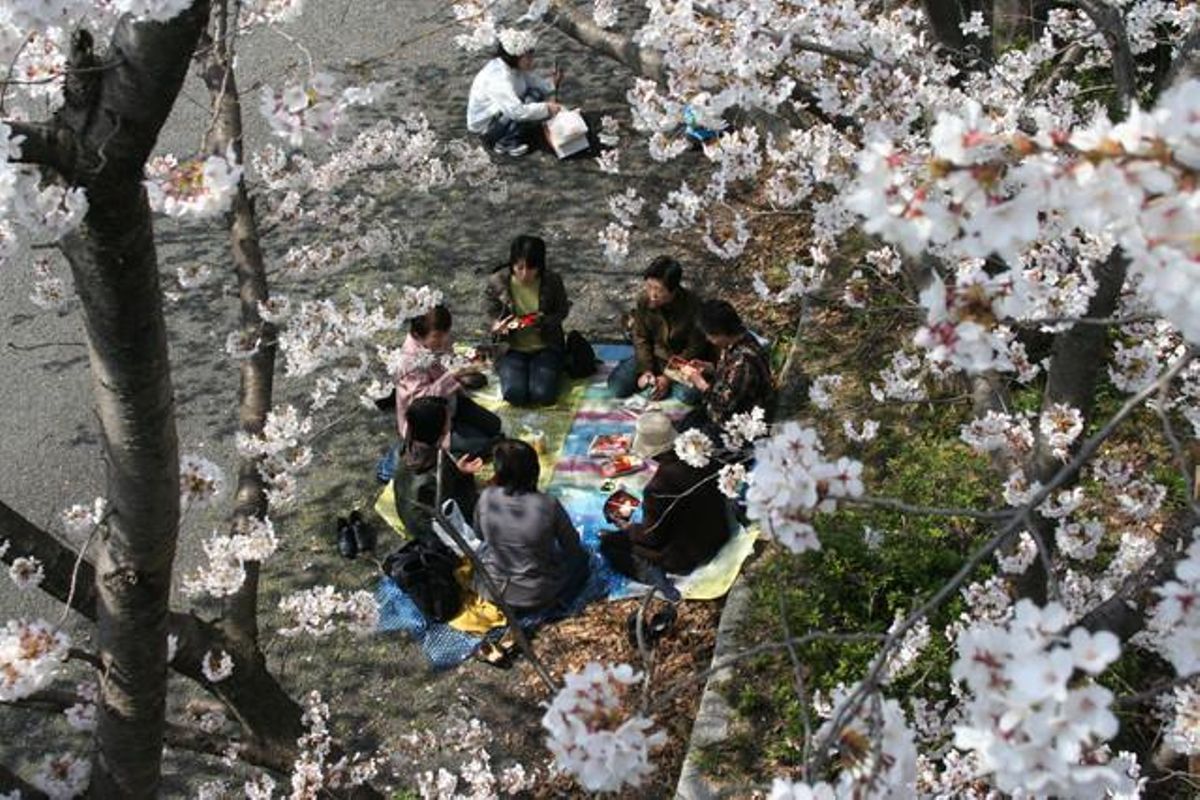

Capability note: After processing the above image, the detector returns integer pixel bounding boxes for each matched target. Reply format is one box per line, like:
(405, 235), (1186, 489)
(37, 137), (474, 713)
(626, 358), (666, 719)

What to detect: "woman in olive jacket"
(484, 234), (571, 406)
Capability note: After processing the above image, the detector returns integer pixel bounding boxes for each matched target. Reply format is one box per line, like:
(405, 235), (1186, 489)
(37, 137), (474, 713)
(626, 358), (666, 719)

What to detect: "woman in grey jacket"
(472, 439), (589, 614)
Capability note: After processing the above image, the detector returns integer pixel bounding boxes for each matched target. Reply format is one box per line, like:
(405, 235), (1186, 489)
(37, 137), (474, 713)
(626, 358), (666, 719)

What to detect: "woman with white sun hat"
(466, 27), (564, 157)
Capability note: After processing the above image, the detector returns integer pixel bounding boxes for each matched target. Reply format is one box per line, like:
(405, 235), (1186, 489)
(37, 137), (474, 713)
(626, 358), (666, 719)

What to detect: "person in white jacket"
(466, 28), (563, 157)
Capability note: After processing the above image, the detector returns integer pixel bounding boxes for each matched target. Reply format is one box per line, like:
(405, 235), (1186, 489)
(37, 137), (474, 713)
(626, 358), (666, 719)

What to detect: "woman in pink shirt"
(394, 305), (503, 457)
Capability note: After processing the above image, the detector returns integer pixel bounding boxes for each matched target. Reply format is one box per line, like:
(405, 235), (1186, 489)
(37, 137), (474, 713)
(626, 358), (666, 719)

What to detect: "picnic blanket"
(374, 344), (758, 668)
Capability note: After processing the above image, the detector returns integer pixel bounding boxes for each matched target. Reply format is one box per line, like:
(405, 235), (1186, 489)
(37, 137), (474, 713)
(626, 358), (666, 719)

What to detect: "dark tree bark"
(1016, 248), (1129, 603)
(197, 0), (278, 644)
(0, 498), (307, 768)
(12, 5), (210, 794)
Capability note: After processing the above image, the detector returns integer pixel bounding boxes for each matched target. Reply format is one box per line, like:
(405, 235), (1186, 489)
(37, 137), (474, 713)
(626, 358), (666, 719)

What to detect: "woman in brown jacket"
(484, 235), (571, 406)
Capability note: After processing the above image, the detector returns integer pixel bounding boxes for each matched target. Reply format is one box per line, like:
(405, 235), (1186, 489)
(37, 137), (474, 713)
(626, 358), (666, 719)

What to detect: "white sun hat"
(632, 410), (677, 458)
(498, 28), (539, 57)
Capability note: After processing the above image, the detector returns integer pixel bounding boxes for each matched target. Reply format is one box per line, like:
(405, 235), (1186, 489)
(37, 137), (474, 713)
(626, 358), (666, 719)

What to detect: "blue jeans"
(607, 356), (701, 405)
(497, 348), (563, 406)
(482, 88), (547, 149)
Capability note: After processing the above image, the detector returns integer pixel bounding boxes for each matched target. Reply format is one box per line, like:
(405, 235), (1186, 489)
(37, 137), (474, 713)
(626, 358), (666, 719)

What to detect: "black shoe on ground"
(336, 516), (358, 559)
(349, 510), (375, 553)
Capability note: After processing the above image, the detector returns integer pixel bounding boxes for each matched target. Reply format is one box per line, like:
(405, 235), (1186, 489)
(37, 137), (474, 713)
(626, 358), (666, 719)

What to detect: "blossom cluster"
(745, 423), (864, 554)
(259, 73), (387, 147)
(1144, 528), (1200, 676)
(542, 662), (665, 792)
(951, 600), (1128, 796)
(145, 149), (242, 219)
(182, 517), (278, 598)
(0, 618), (70, 701)
(277, 586), (379, 637)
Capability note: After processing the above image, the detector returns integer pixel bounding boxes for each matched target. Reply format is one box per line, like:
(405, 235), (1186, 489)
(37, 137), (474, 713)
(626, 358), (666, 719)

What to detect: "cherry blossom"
(31, 752), (90, 800)
(179, 454), (226, 508)
(0, 618), (70, 701)
(8, 555), (44, 591)
(673, 428), (713, 469)
(145, 149), (242, 219)
(201, 649), (234, 683)
(542, 662), (665, 793)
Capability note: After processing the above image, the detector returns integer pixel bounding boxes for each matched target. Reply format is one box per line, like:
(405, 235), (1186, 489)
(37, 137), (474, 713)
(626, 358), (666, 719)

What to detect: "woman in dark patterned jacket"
(678, 299), (775, 435)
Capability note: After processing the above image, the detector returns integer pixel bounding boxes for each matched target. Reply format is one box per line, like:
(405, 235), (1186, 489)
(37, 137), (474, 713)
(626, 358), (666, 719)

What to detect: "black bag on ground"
(383, 538), (463, 623)
(563, 330), (598, 378)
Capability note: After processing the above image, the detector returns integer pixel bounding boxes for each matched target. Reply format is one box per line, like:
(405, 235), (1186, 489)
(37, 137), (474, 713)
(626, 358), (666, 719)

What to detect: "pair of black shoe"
(336, 510), (375, 559)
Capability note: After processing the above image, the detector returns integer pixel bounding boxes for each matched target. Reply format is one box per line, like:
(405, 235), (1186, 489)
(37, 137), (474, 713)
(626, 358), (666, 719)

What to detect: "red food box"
(601, 454), (643, 478)
(588, 433), (632, 458)
(604, 489), (641, 525)
(663, 355), (700, 384)
(506, 313), (539, 331)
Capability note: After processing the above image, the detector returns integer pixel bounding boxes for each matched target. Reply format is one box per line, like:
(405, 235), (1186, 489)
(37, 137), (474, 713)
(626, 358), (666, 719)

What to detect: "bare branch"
(5, 120), (75, 174)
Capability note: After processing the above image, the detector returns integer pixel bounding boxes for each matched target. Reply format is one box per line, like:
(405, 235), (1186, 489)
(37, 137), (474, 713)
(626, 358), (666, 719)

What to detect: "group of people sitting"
(387, 232), (775, 618)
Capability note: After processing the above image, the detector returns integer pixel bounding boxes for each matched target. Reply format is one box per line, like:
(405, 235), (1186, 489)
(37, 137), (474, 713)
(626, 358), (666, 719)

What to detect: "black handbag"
(383, 538), (463, 623)
(564, 330), (598, 378)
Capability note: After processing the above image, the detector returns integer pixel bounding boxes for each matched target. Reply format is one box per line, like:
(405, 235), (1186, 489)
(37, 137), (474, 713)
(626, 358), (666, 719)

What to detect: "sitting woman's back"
(393, 397), (479, 541)
(473, 440), (588, 613)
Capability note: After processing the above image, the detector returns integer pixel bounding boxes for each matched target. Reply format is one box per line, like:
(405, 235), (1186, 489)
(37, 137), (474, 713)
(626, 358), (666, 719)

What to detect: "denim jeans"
(497, 348), (563, 406)
(481, 88), (548, 149)
(606, 356), (702, 405)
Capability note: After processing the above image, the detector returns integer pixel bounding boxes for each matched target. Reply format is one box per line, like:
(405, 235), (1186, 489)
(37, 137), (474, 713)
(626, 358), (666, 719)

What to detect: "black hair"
(497, 45), (523, 70)
(508, 235), (546, 275)
(410, 305), (452, 339)
(405, 396), (449, 447)
(697, 299), (745, 337)
(642, 256), (683, 292)
(491, 439), (540, 494)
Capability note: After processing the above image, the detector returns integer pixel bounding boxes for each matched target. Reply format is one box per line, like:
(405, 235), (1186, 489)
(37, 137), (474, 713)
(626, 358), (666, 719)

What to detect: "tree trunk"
(0, 500), (307, 764)
(1016, 248), (1129, 603)
(546, 4), (663, 81)
(198, 0), (278, 644)
(43, 6), (210, 795)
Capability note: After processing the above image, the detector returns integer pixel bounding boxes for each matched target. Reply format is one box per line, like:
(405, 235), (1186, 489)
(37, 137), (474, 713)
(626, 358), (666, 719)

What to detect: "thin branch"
(811, 349), (1196, 774)
(849, 495), (1011, 521)
(1118, 672), (1200, 708)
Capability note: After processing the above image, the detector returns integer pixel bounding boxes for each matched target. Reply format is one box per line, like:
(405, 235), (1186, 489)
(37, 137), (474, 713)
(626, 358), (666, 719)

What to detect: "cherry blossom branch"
(546, 2), (664, 82)
(812, 349), (1196, 774)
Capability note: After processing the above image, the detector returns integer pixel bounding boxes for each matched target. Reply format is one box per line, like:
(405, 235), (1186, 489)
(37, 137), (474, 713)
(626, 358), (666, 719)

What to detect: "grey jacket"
(472, 486), (588, 612)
